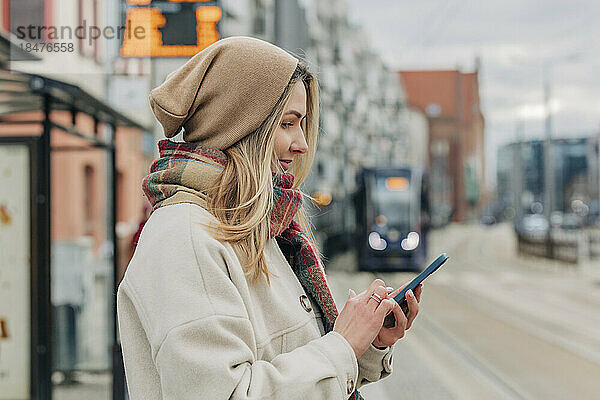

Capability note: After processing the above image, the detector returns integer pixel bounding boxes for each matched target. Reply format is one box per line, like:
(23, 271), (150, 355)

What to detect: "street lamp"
(542, 65), (553, 224)
(510, 52), (581, 223)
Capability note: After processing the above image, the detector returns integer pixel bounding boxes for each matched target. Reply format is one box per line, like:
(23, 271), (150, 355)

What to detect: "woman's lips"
(279, 160), (292, 170)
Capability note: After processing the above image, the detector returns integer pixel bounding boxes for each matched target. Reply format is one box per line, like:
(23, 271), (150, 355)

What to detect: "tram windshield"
(371, 174), (413, 232)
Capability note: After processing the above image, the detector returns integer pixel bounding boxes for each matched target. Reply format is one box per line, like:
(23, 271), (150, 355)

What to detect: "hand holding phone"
(382, 253), (449, 328)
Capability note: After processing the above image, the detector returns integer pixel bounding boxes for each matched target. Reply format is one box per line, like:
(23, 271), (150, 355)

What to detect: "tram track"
(430, 224), (600, 361)
(421, 282), (600, 399)
(444, 282), (600, 363)
(415, 312), (530, 400)
(358, 269), (531, 400)
(329, 222), (600, 399)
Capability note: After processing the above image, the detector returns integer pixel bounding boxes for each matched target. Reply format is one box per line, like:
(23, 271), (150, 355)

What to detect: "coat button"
(346, 378), (354, 395)
(299, 295), (312, 312)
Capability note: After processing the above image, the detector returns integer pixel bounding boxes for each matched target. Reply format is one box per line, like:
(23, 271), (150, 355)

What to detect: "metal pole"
(342, 104), (349, 243)
(514, 121), (524, 216)
(109, 124), (126, 400)
(543, 67), (554, 258)
(35, 94), (53, 400)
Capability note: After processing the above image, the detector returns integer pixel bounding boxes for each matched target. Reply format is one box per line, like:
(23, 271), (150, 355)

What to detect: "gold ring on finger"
(370, 293), (383, 304)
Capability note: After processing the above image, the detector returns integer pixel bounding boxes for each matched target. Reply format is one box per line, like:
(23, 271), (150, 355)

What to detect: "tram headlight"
(401, 231), (420, 251)
(368, 231), (387, 251)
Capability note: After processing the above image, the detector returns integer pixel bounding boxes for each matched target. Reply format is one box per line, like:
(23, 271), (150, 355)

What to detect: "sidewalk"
(53, 372), (111, 400)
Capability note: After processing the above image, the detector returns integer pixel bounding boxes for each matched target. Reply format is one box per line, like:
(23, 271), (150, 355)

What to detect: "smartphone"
(382, 253), (449, 328)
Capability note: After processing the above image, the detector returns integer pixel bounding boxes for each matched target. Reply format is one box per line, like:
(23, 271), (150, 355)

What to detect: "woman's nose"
(291, 130), (308, 154)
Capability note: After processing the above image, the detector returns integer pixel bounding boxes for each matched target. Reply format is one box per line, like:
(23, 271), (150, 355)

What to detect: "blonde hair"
(202, 62), (322, 283)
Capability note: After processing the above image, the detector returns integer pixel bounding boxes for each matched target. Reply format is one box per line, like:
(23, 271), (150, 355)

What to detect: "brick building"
(398, 68), (485, 223)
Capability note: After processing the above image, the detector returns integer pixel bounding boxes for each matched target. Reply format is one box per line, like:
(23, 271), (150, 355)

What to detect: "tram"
(353, 167), (429, 271)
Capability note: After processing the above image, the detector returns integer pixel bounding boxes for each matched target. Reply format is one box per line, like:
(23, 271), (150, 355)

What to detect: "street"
(52, 222), (600, 399)
(326, 222), (600, 400)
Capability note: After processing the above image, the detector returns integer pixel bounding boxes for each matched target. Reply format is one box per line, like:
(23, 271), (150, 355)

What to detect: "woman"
(117, 36), (422, 400)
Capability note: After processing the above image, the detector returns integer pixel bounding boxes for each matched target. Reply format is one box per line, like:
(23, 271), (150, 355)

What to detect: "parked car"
(561, 213), (583, 230)
(515, 213), (549, 236)
(480, 214), (497, 225)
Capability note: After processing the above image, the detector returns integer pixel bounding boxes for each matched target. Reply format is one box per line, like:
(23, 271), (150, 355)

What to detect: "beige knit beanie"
(149, 36), (299, 149)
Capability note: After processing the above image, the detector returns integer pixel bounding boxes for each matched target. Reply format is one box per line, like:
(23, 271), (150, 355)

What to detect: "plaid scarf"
(142, 139), (364, 400)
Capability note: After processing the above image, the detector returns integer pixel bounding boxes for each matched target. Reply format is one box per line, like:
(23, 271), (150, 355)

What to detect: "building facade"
(1, 0), (154, 262)
(399, 67), (485, 224)
(497, 137), (600, 224)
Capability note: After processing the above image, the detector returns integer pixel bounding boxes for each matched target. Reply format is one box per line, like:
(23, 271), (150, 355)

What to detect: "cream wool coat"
(117, 202), (394, 400)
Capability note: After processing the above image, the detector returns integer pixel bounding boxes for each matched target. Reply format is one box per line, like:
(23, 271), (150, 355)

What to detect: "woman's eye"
(281, 122), (293, 128)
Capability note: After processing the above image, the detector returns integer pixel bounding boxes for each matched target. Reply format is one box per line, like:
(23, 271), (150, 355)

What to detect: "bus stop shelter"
(0, 57), (148, 399)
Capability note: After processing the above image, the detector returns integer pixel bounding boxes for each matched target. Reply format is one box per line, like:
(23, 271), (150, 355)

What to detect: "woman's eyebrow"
(283, 110), (306, 118)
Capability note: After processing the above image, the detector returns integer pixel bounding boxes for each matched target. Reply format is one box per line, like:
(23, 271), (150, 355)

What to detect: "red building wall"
(399, 69), (485, 222)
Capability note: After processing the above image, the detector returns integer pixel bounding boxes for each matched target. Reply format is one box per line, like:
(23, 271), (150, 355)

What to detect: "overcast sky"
(345, 0), (600, 188)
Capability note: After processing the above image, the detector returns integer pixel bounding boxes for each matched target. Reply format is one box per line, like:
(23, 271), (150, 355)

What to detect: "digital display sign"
(385, 177), (409, 191)
(120, 0), (221, 57)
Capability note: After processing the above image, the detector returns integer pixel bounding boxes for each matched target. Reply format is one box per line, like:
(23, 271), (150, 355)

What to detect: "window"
(78, 0), (98, 60)
(10, 0), (45, 41)
(84, 165), (95, 236)
(117, 171), (126, 222)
